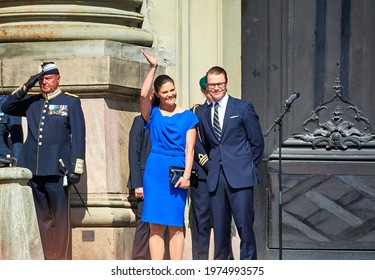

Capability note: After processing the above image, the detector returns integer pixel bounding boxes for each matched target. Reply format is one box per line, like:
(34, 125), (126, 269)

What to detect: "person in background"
(198, 66), (264, 260)
(189, 76), (212, 259)
(1, 62), (86, 260)
(139, 50), (198, 260)
(0, 95), (23, 167)
(128, 113), (152, 260)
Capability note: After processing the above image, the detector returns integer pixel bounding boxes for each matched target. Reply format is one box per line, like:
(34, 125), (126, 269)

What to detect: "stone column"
(0, 167), (43, 260)
(0, 1), (152, 45)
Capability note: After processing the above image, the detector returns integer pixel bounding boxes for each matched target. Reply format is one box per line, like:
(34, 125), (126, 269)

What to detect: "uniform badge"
(198, 153), (209, 166)
(49, 105), (68, 116)
(74, 158), (85, 174)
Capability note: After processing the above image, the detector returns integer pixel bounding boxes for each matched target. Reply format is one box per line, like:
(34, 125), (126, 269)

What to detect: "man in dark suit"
(128, 112), (170, 260)
(199, 66), (264, 260)
(128, 114), (152, 260)
(189, 76), (212, 260)
(1, 62), (86, 259)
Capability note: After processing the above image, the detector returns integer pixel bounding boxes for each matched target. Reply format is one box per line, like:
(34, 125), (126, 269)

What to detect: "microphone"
(285, 92), (300, 107)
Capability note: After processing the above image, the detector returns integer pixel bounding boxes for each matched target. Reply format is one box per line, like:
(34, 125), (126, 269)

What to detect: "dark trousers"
(132, 199), (151, 260)
(210, 169), (257, 260)
(29, 175), (70, 260)
(190, 179), (211, 260)
(132, 199), (170, 260)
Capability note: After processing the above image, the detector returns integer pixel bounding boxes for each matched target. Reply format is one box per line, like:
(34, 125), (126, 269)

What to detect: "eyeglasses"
(206, 82), (227, 89)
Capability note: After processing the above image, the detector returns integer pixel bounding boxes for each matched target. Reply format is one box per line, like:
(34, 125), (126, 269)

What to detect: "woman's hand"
(174, 177), (190, 189)
(141, 49), (158, 67)
(140, 49), (158, 122)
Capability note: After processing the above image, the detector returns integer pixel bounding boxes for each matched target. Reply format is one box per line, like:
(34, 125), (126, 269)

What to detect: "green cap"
(199, 76), (207, 90)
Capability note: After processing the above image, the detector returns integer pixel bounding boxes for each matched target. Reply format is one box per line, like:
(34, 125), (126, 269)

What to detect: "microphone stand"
(264, 103), (293, 260)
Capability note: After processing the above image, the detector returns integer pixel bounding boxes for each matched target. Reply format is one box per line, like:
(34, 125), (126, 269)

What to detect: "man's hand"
(9, 157), (18, 167)
(134, 187), (144, 200)
(68, 172), (81, 184)
(24, 71), (44, 91)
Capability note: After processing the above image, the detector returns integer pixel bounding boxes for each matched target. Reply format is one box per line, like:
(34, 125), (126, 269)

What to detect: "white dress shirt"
(211, 93), (229, 130)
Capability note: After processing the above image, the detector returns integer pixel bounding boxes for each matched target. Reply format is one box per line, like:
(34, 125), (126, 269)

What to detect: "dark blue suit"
(0, 95), (23, 160)
(199, 94), (264, 260)
(128, 115), (152, 260)
(190, 103), (211, 259)
(1, 88), (85, 259)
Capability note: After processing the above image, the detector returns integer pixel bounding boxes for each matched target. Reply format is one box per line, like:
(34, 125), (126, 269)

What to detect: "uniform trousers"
(210, 168), (257, 260)
(190, 179), (211, 260)
(132, 199), (151, 260)
(29, 176), (70, 260)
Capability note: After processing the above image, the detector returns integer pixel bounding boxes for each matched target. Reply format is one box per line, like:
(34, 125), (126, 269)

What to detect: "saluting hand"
(24, 71), (44, 91)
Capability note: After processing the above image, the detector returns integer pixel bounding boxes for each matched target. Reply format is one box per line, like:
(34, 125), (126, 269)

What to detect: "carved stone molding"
(70, 193), (136, 228)
(0, 1), (153, 45)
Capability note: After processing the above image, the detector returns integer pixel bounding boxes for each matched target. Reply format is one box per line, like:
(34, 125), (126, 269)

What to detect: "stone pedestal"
(0, 167), (43, 260)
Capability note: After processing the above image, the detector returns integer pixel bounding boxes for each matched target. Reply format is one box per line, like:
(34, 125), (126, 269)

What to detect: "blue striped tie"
(213, 102), (222, 141)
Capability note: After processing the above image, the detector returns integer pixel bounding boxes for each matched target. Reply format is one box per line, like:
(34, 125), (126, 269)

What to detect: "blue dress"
(142, 106), (199, 226)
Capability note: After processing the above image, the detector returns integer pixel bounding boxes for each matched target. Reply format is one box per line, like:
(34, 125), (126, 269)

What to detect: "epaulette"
(11, 85), (23, 95)
(190, 103), (201, 113)
(64, 92), (79, 98)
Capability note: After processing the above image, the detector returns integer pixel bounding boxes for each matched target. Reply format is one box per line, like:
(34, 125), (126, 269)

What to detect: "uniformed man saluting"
(1, 62), (86, 260)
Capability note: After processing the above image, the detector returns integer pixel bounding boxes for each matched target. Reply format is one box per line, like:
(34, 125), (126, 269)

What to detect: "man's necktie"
(213, 102), (222, 141)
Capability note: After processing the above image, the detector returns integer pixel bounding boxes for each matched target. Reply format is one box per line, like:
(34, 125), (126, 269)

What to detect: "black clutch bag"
(169, 166), (198, 188)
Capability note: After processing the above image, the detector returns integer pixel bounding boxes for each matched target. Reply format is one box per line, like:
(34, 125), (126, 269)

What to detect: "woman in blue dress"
(140, 50), (198, 260)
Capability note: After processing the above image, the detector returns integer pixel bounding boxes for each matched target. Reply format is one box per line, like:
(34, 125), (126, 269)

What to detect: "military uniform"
(0, 95), (23, 161)
(1, 87), (85, 259)
(190, 102), (211, 259)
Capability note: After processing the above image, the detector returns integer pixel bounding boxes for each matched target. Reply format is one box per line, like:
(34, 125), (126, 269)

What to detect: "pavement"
(182, 228), (240, 260)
